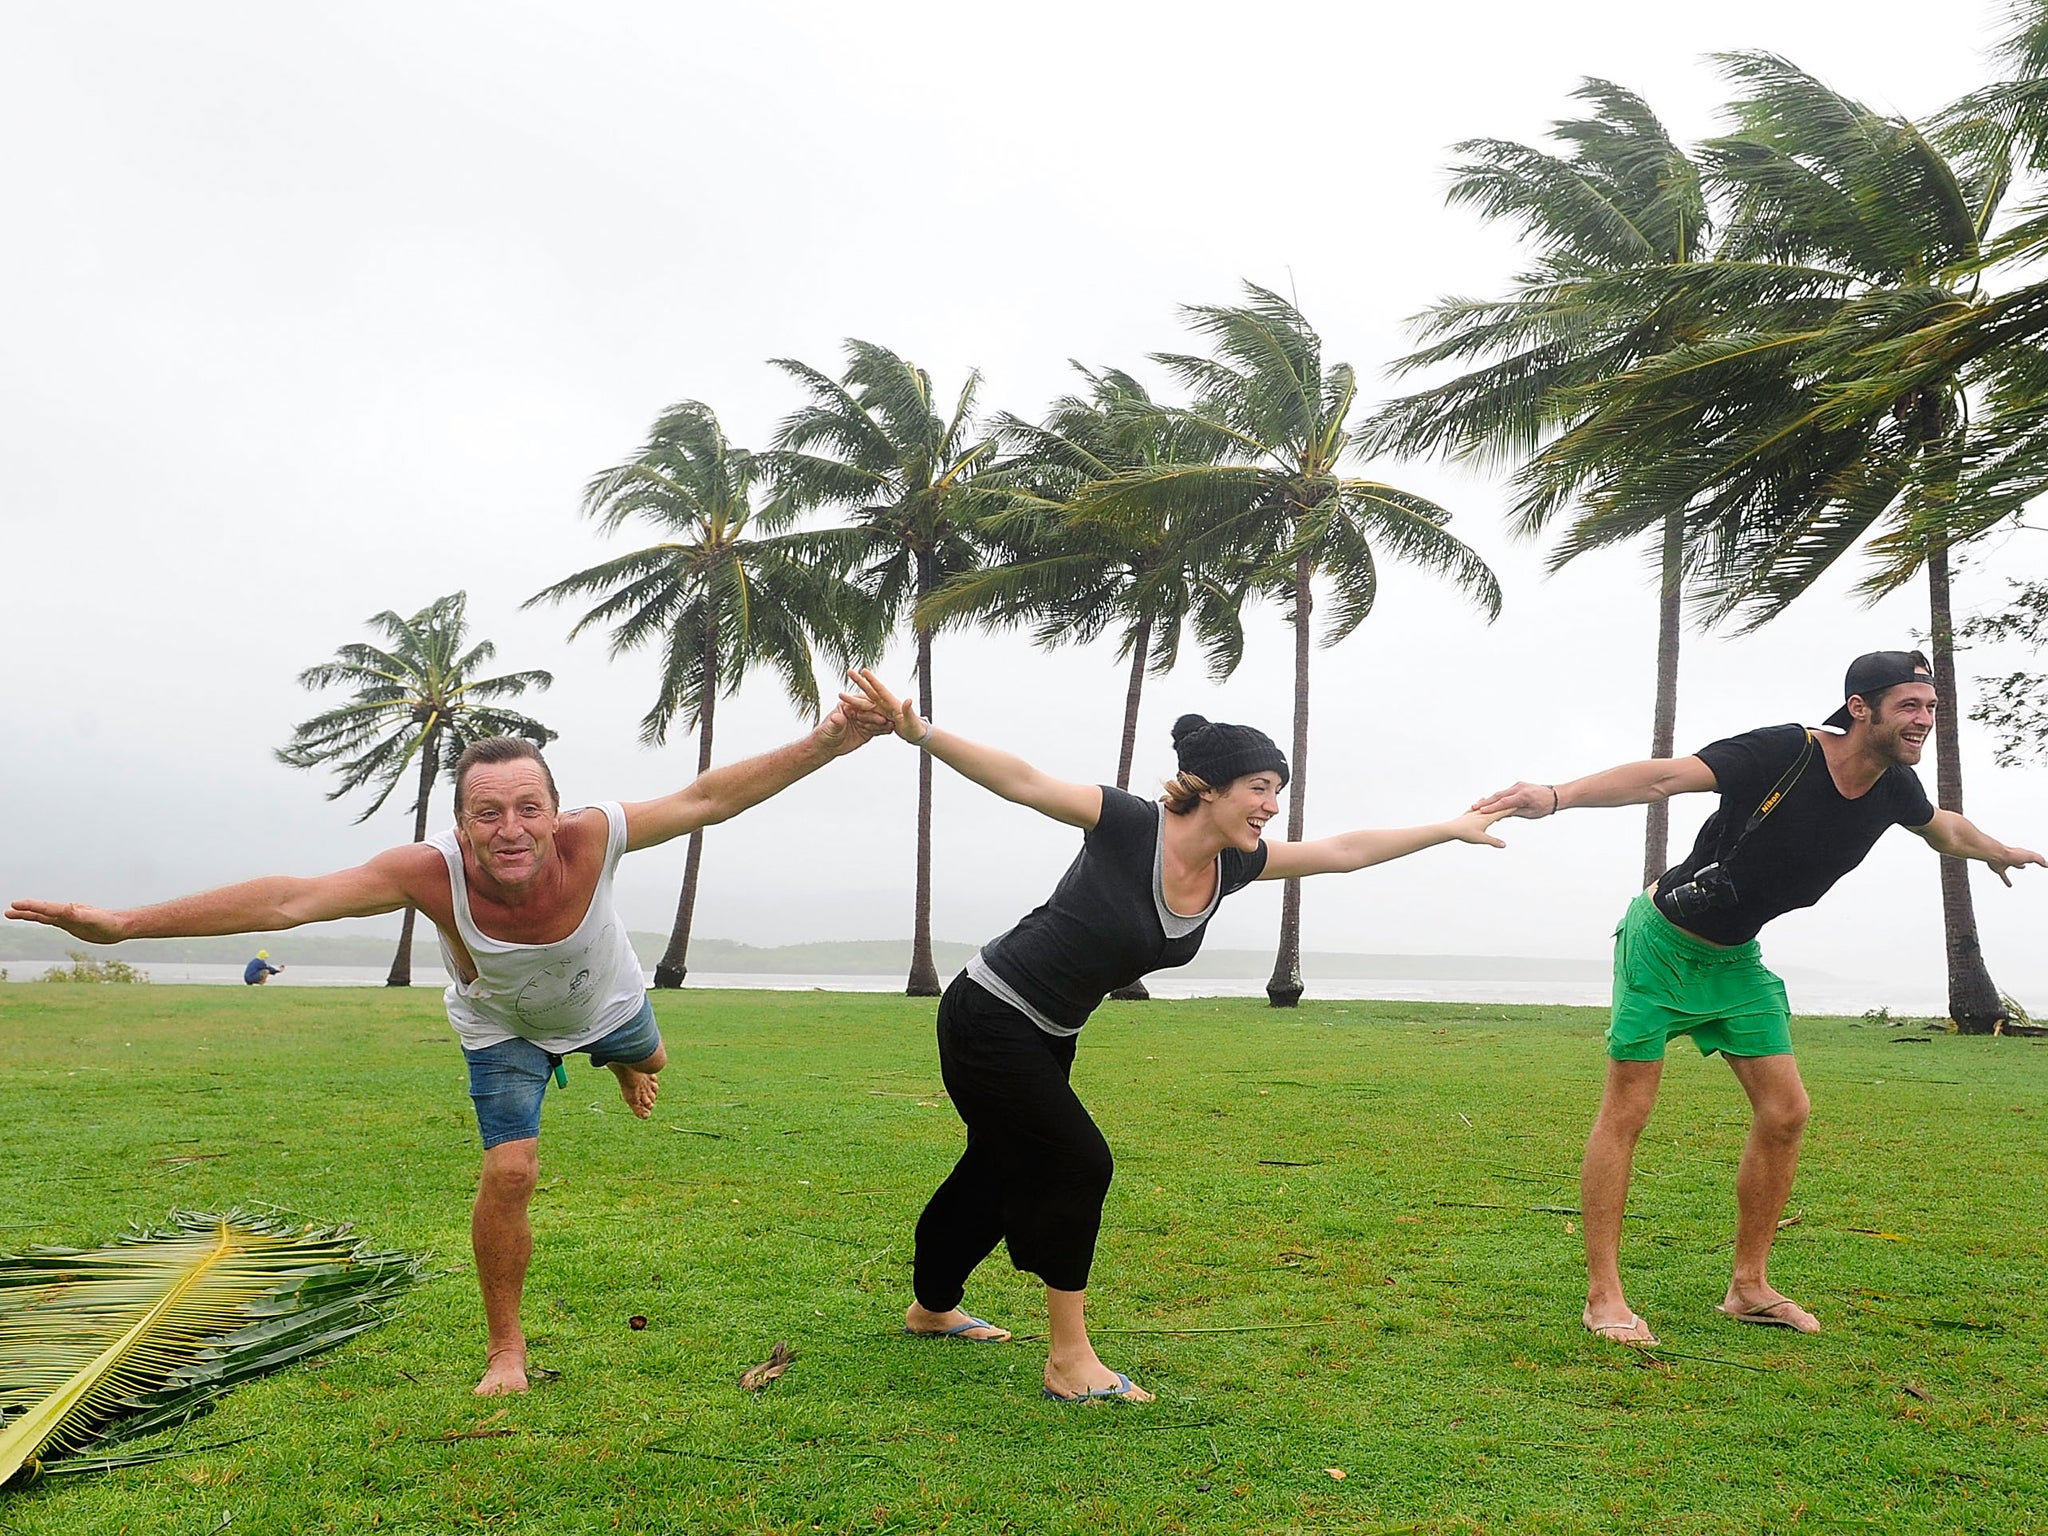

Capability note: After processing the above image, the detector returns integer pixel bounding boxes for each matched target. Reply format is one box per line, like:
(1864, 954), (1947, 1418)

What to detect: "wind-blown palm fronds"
(1082, 284), (1500, 1007)
(1370, 81), (1712, 883)
(0, 1209), (424, 1486)
(528, 400), (874, 986)
(276, 592), (555, 985)
(765, 341), (1002, 996)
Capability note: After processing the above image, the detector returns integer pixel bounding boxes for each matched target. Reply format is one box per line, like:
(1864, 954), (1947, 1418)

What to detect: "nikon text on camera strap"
(1716, 729), (1818, 863)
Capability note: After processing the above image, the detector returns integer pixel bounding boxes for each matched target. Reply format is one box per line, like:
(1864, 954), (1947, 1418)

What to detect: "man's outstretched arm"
(622, 701), (889, 853)
(6, 847), (426, 945)
(1908, 810), (2046, 887)
(1475, 756), (1718, 820)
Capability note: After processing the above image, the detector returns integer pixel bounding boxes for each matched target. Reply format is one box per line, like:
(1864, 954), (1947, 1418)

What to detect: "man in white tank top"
(7, 701), (888, 1395)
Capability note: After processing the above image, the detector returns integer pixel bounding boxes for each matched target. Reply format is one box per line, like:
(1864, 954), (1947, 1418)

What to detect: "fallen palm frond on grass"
(0, 1208), (423, 1486)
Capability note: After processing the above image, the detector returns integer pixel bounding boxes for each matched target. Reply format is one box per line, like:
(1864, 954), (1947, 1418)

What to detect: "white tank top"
(427, 802), (649, 1053)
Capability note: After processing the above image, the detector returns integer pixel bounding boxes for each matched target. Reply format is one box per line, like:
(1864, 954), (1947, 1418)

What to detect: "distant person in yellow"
(242, 950), (282, 985)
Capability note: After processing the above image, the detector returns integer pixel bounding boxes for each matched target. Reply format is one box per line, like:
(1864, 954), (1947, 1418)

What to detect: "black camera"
(1657, 861), (1739, 923)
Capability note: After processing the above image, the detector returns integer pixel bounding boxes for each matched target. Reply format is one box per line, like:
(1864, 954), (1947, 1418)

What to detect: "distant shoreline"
(0, 928), (1844, 985)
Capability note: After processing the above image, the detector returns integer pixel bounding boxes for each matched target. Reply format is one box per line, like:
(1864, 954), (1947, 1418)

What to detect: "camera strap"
(1716, 729), (1818, 862)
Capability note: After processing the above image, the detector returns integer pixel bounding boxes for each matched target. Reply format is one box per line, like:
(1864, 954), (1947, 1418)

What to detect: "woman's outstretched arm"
(1258, 808), (1511, 880)
(845, 670), (1103, 830)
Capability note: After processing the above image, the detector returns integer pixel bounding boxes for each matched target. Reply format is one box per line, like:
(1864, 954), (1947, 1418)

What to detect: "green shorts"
(1607, 892), (1792, 1062)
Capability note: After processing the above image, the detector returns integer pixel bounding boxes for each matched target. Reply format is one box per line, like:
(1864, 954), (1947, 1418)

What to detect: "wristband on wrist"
(913, 719), (935, 748)
(1548, 785), (1561, 816)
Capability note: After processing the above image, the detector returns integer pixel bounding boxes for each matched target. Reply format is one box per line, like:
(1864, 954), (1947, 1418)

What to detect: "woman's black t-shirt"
(973, 786), (1268, 1032)
(1655, 723), (1935, 945)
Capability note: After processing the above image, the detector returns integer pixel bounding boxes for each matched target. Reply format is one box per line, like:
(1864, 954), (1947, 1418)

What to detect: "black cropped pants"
(912, 974), (1115, 1306)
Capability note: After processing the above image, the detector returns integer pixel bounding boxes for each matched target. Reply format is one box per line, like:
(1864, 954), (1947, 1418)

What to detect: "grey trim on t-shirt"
(965, 951), (1079, 1038)
(1152, 802), (1224, 938)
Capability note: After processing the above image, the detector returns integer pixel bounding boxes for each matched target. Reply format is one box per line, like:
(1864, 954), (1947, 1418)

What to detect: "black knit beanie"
(1171, 714), (1289, 790)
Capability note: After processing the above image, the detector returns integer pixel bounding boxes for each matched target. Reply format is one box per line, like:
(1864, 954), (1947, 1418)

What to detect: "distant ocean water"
(53, 963), (1987, 1019)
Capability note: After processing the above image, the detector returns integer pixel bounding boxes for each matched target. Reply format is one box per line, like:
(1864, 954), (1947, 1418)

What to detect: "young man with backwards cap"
(1477, 651), (2043, 1345)
(847, 668), (1511, 1402)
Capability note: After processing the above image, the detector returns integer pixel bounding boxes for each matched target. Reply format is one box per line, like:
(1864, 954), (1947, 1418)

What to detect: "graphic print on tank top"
(511, 923), (616, 1027)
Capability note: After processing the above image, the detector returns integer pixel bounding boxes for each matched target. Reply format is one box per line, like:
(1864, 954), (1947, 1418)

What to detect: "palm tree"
(1079, 286), (1502, 1006)
(1371, 81), (1712, 884)
(528, 400), (872, 988)
(1537, 53), (2048, 1030)
(921, 366), (1249, 789)
(277, 592), (554, 987)
(765, 341), (998, 996)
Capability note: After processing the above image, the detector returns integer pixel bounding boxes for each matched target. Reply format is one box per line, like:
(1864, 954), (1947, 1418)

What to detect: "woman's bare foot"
(608, 1063), (659, 1118)
(1044, 1349), (1152, 1401)
(904, 1302), (1010, 1341)
(474, 1346), (529, 1396)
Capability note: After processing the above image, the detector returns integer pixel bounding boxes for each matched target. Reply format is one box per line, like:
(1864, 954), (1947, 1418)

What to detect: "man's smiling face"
(1860, 682), (1938, 766)
(457, 760), (562, 891)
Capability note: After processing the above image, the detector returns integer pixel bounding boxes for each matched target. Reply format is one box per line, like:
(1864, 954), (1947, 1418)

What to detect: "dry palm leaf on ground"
(0, 1208), (424, 1486)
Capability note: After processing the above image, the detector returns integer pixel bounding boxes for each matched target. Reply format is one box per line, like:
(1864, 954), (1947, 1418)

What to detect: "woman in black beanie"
(846, 669), (1509, 1401)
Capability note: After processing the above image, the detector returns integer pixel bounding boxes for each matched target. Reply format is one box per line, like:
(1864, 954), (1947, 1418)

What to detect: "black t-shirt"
(1656, 723), (1935, 945)
(976, 786), (1268, 1031)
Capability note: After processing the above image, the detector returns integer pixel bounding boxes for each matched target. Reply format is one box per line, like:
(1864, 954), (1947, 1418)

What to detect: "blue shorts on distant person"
(463, 995), (663, 1149)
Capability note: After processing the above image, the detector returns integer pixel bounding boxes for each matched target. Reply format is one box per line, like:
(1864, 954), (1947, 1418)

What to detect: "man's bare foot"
(1044, 1353), (1153, 1402)
(904, 1302), (1010, 1341)
(474, 1347), (529, 1396)
(1718, 1290), (1820, 1333)
(1582, 1304), (1659, 1346)
(608, 1063), (659, 1118)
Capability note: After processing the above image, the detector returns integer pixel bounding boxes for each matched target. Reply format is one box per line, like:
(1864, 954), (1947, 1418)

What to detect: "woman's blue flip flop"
(905, 1315), (1009, 1342)
(1043, 1371), (1141, 1402)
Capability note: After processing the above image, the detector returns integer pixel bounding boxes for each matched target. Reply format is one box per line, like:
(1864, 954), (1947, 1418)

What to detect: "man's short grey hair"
(453, 737), (560, 817)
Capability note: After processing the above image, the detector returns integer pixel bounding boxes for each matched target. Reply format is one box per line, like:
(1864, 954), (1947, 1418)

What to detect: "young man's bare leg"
(1719, 1051), (1818, 1331)
(607, 1044), (666, 1118)
(473, 1136), (539, 1394)
(1581, 1057), (1664, 1342)
(1043, 1287), (1152, 1401)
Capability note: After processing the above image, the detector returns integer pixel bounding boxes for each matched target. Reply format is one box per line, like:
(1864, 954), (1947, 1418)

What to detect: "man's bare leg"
(1718, 1052), (1819, 1331)
(1582, 1057), (1665, 1342)
(606, 1044), (666, 1118)
(1043, 1287), (1151, 1400)
(473, 1137), (539, 1395)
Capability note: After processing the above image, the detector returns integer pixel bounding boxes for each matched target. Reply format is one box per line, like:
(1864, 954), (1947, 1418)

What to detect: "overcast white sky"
(4, 1), (2043, 991)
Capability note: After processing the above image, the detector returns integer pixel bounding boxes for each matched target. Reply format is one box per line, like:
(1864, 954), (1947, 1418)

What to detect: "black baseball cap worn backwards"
(1824, 650), (1934, 730)
(1172, 714), (1289, 790)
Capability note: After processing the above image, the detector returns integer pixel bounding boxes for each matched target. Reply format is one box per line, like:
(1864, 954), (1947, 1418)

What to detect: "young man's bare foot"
(1044, 1350), (1152, 1401)
(1582, 1303), (1658, 1346)
(1718, 1289), (1820, 1333)
(474, 1346), (530, 1396)
(904, 1301), (1010, 1341)
(608, 1062), (659, 1118)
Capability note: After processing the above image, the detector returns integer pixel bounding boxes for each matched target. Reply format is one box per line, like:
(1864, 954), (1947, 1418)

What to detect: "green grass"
(1, 984), (2045, 1534)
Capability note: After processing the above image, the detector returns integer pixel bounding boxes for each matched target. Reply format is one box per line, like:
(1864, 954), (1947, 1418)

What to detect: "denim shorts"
(463, 995), (663, 1149)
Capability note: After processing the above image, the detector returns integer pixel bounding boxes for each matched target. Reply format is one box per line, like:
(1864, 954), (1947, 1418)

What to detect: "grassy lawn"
(1, 983), (2044, 1534)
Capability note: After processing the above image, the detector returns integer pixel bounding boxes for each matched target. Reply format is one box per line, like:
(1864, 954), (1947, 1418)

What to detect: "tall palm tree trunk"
(1110, 614), (1156, 1003)
(1642, 505), (1685, 886)
(1115, 616), (1153, 792)
(1266, 555), (1313, 1008)
(654, 633), (720, 989)
(906, 563), (942, 996)
(386, 728), (440, 988)
(1927, 545), (2005, 1032)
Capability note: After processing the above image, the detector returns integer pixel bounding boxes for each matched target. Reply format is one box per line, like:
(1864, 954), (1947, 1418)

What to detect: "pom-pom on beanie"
(1171, 714), (1289, 791)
